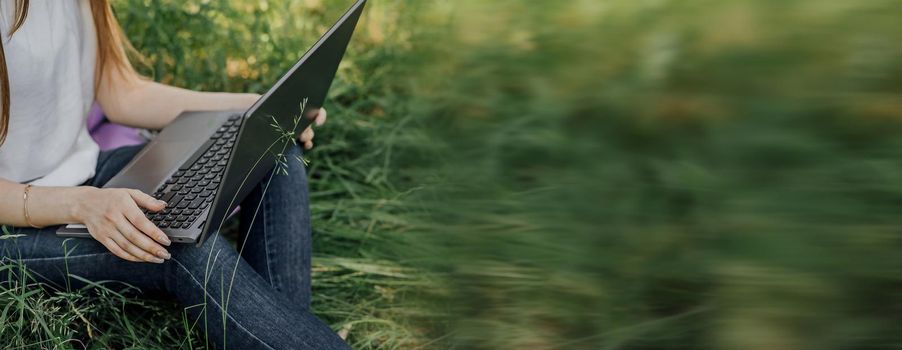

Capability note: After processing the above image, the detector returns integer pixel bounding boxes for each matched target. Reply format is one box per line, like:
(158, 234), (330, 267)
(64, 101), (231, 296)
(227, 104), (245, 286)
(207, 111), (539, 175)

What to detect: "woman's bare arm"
(96, 68), (259, 130)
(0, 177), (172, 263)
(95, 67), (327, 148)
(0, 178), (84, 227)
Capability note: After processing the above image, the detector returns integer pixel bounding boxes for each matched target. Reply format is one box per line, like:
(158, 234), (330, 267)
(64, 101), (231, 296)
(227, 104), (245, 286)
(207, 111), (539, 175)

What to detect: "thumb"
(129, 189), (166, 212)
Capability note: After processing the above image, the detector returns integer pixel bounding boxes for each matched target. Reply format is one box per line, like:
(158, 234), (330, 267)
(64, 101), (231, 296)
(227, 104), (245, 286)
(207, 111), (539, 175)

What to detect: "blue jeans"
(0, 144), (350, 350)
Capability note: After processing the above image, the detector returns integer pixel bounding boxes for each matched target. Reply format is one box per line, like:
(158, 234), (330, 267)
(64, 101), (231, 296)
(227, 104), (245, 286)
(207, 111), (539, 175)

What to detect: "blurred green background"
(110, 0), (902, 348)
(7, 0), (902, 348)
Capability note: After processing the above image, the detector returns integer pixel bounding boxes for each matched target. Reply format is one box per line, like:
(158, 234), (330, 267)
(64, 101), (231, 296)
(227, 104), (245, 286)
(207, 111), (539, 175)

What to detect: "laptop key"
(161, 192), (176, 203)
(169, 194), (184, 207)
(188, 198), (204, 209)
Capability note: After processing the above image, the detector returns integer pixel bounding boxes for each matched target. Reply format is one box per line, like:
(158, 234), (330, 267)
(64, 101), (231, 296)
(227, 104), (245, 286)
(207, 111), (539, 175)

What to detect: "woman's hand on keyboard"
(72, 188), (173, 263)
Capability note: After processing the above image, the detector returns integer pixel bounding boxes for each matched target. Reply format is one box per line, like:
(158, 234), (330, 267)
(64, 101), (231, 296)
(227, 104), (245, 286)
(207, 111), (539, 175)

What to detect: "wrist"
(233, 93), (261, 110)
(66, 186), (97, 223)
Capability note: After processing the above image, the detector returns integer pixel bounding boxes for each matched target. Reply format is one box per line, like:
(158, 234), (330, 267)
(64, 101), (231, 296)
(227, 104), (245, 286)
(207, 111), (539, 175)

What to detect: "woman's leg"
(237, 144), (313, 308)
(0, 230), (349, 349)
(0, 144), (348, 349)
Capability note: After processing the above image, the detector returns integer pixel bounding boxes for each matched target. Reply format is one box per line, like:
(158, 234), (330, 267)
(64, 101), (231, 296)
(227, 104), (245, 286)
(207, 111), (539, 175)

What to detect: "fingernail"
(153, 257), (165, 264)
(157, 200), (167, 206)
(159, 250), (171, 260)
(161, 235), (171, 246)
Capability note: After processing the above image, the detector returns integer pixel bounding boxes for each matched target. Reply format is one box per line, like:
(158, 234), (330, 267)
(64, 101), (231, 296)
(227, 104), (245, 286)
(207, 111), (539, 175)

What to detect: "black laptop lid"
(198, 0), (366, 243)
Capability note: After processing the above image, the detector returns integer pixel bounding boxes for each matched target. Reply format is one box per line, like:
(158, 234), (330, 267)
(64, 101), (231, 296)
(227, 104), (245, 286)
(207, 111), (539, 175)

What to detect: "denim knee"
(268, 144), (308, 189)
(167, 235), (235, 275)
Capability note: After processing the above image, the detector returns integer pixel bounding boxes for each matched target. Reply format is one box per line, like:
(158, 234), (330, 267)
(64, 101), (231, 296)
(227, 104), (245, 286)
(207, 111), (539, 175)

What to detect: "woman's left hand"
(298, 108), (327, 150)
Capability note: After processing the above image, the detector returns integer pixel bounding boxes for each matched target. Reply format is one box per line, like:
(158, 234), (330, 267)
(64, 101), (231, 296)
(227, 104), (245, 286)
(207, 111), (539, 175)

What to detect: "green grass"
(3, 0), (902, 348)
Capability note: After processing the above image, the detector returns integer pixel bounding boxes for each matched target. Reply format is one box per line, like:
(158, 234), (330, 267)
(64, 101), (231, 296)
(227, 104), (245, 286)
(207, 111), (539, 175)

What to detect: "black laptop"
(58, 0), (366, 244)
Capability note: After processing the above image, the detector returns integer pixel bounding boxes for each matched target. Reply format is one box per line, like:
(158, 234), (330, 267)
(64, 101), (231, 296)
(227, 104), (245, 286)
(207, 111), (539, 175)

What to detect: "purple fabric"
(87, 103), (146, 151)
(87, 104), (105, 131)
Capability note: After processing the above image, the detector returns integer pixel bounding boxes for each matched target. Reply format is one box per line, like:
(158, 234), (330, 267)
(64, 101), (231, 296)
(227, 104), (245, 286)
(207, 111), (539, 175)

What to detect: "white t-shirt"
(0, 0), (100, 186)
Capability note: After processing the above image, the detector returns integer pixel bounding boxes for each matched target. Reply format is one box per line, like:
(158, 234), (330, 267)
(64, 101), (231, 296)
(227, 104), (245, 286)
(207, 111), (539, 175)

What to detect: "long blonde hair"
(0, 0), (138, 146)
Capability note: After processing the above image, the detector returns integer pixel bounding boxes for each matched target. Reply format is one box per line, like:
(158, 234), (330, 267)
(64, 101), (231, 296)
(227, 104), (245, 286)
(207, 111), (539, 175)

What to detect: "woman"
(0, 1), (349, 349)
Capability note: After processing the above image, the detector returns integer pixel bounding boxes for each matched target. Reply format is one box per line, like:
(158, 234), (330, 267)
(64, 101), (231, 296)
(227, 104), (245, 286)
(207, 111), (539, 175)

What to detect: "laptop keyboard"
(145, 115), (242, 229)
